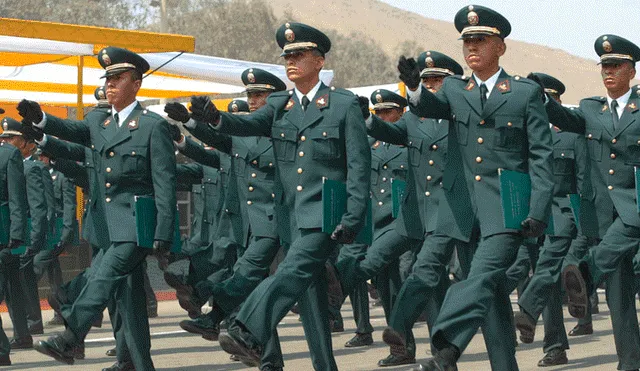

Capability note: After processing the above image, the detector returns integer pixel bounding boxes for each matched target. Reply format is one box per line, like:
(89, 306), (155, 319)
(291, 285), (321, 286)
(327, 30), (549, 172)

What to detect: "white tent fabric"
(0, 35), (93, 55)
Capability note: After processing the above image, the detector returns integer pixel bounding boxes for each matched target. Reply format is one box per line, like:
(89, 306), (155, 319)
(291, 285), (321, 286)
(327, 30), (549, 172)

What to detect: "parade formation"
(0, 3), (639, 371)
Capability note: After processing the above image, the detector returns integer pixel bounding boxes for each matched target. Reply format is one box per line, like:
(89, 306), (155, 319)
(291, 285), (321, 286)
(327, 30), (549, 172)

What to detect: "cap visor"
(0, 108), (4, 114)
(100, 68), (134, 79)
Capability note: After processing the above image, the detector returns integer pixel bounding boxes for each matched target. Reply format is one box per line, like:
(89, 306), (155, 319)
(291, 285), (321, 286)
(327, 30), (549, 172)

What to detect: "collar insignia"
(285, 99), (294, 111)
(464, 80), (476, 91)
(497, 79), (510, 93)
(316, 94), (329, 109)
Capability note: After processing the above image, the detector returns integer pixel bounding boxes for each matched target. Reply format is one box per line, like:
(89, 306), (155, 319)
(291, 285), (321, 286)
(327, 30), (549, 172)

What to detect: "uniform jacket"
(410, 70), (555, 238)
(24, 159), (49, 251)
(49, 169), (77, 245)
(41, 103), (177, 243)
(0, 142), (27, 242)
(216, 83), (371, 243)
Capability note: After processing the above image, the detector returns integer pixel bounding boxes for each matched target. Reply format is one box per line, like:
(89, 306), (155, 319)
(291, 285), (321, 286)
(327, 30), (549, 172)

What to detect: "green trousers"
(563, 234), (598, 326)
(17, 253), (43, 329)
(34, 248), (63, 304)
(388, 233), (475, 358)
(235, 229), (338, 371)
(62, 242), (154, 371)
(1, 249), (29, 355)
(432, 232), (523, 371)
(580, 217), (640, 370)
(332, 243), (373, 334)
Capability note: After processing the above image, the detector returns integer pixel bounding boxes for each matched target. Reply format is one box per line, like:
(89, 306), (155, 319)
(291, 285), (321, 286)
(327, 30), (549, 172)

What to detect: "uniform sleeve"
(41, 114), (94, 148)
(41, 166), (56, 226)
(25, 164), (48, 251)
(185, 121), (233, 154)
(545, 98), (586, 135)
(573, 134), (588, 195)
(177, 163), (204, 188)
(7, 150), (27, 242)
(408, 81), (452, 119)
(59, 175), (78, 245)
(180, 137), (221, 168)
(216, 104), (274, 137)
(150, 121), (177, 242)
(525, 85), (555, 223)
(40, 136), (87, 162)
(367, 115), (409, 145)
(341, 97), (372, 231)
(52, 159), (88, 189)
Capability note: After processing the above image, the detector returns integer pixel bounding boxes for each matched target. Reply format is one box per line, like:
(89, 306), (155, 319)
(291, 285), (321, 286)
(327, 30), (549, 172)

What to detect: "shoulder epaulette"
(583, 96), (607, 103)
(140, 108), (165, 121)
(510, 75), (537, 86)
(329, 86), (354, 96)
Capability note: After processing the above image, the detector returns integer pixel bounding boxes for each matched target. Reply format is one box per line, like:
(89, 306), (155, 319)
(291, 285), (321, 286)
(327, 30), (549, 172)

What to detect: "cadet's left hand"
(521, 217), (547, 238)
(190, 96), (220, 125)
(331, 224), (357, 244)
(397, 56), (420, 91)
(17, 99), (43, 124)
(152, 240), (171, 270)
(357, 96), (370, 120)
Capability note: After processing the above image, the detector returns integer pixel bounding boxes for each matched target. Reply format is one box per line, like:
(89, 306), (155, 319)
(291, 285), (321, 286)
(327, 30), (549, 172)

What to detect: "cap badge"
(285, 28), (295, 42)
(603, 40), (613, 53)
(375, 94), (383, 103)
(101, 51), (112, 66)
(231, 103), (239, 113)
(247, 72), (256, 83)
(467, 11), (479, 26)
(2, 122), (7, 131)
(426, 57), (435, 68)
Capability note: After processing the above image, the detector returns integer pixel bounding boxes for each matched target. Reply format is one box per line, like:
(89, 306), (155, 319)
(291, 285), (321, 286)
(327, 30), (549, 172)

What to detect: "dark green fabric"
(335, 243), (373, 334)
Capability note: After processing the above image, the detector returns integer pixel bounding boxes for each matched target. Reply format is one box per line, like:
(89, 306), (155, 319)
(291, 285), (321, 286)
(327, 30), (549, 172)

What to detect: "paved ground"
(2, 290), (634, 370)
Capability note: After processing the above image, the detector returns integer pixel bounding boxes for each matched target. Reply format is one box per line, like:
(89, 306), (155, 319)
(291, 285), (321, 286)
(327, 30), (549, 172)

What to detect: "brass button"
(300, 135), (306, 141)
(378, 201), (383, 206)
(637, 140), (640, 145)
(225, 208), (229, 213)
(251, 173), (257, 178)
(235, 153), (239, 157)
(131, 151), (136, 156)
(507, 122), (513, 127)
(105, 197), (111, 203)
(612, 138), (617, 144)
(252, 160), (258, 165)
(588, 134), (593, 139)
(269, 162), (273, 167)
(109, 151), (115, 157)
(427, 175), (432, 181)
(610, 153), (616, 159)
(299, 151), (304, 157)
(91, 144), (95, 149)
(105, 183), (111, 188)
(400, 165), (405, 169)
(297, 168), (303, 174)
(383, 165), (388, 169)
(429, 160), (434, 166)
(608, 185), (613, 190)
(248, 186), (254, 192)
(322, 132), (327, 137)
(425, 191), (431, 197)
(479, 120), (485, 125)
(280, 133), (285, 138)
(476, 156), (482, 163)
(609, 169), (615, 175)
(271, 193), (275, 198)
(106, 167), (112, 173)
(432, 144), (438, 150)
(561, 153), (565, 157)
(409, 141), (413, 145)
(382, 177), (387, 182)
(247, 201), (253, 205)
(477, 137), (484, 144)
(297, 185), (303, 192)
(475, 175), (482, 181)
(380, 189), (385, 193)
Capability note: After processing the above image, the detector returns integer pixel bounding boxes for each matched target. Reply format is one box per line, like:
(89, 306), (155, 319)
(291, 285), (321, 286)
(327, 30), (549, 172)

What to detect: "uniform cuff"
(184, 118), (197, 129)
(35, 112), (47, 129)
(36, 133), (48, 146)
(174, 135), (186, 149)
(406, 84), (422, 106)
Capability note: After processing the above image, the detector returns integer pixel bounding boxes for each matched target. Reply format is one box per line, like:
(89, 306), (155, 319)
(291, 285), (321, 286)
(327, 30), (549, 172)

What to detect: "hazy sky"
(380, 0), (639, 61)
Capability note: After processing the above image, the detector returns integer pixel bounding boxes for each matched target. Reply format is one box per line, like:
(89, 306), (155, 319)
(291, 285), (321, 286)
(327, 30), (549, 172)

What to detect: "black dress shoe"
(106, 347), (117, 356)
(344, 333), (373, 347)
(46, 313), (65, 327)
(10, 337), (33, 349)
(568, 323), (593, 336)
(230, 354), (240, 362)
(220, 318), (230, 330)
(260, 366), (283, 371)
(102, 361), (135, 371)
(0, 354), (11, 366)
(537, 349), (568, 367)
(413, 358), (458, 371)
(514, 311), (536, 344)
(28, 324), (44, 335)
(72, 343), (85, 360)
(165, 272), (201, 317)
(378, 353), (416, 367)
(33, 335), (75, 365)
(562, 265), (588, 319)
(179, 315), (220, 341)
(147, 304), (158, 318)
(218, 331), (261, 368)
(330, 320), (344, 333)
(382, 327), (406, 349)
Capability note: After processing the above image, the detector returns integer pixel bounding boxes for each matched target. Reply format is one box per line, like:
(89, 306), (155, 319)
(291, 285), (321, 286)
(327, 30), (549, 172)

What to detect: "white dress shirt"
(607, 88), (632, 119)
(295, 80), (323, 109)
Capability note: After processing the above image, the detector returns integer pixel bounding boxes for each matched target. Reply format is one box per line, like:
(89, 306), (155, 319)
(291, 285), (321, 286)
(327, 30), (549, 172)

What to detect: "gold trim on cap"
(0, 130), (22, 136)
(105, 63), (137, 72)
(245, 84), (276, 91)
(283, 42), (318, 53)
(420, 67), (455, 77)
(373, 102), (401, 110)
(544, 88), (559, 95)
(461, 26), (501, 37)
(601, 53), (634, 62)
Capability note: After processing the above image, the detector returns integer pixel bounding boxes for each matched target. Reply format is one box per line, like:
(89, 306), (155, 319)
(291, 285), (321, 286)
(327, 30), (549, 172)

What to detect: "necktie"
(301, 95), (310, 111)
(611, 99), (619, 131)
(114, 112), (120, 127)
(479, 83), (488, 109)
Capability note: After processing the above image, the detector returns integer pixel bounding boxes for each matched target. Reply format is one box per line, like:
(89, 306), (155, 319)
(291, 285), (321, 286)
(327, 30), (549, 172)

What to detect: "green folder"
(321, 178), (373, 245)
(498, 169), (554, 235)
(568, 193), (581, 227)
(635, 167), (640, 214)
(0, 204), (9, 245)
(11, 218), (30, 256)
(391, 178), (406, 219)
(134, 196), (181, 253)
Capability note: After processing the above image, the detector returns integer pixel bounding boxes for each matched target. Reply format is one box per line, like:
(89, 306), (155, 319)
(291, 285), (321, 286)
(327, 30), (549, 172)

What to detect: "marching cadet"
(20, 46), (176, 371)
(0, 112), (29, 366)
(549, 35), (640, 371)
(510, 73), (584, 366)
(398, 5), (554, 370)
(167, 67), (289, 371)
(1, 117), (48, 337)
(187, 23), (370, 370)
(362, 52), (479, 368)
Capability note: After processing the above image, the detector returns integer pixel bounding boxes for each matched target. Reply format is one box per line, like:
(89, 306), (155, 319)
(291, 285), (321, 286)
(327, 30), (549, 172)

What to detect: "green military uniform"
(0, 139), (29, 364)
(176, 67), (289, 370)
(407, 7), (554, 370)
(212, 23), (370, 371)
(551, 35), (640, 370)
(31, 47), (176, 371)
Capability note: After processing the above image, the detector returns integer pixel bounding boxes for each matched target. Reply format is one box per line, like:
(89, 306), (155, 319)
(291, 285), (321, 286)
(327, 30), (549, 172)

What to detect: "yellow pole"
(75, 56), (84, 235)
